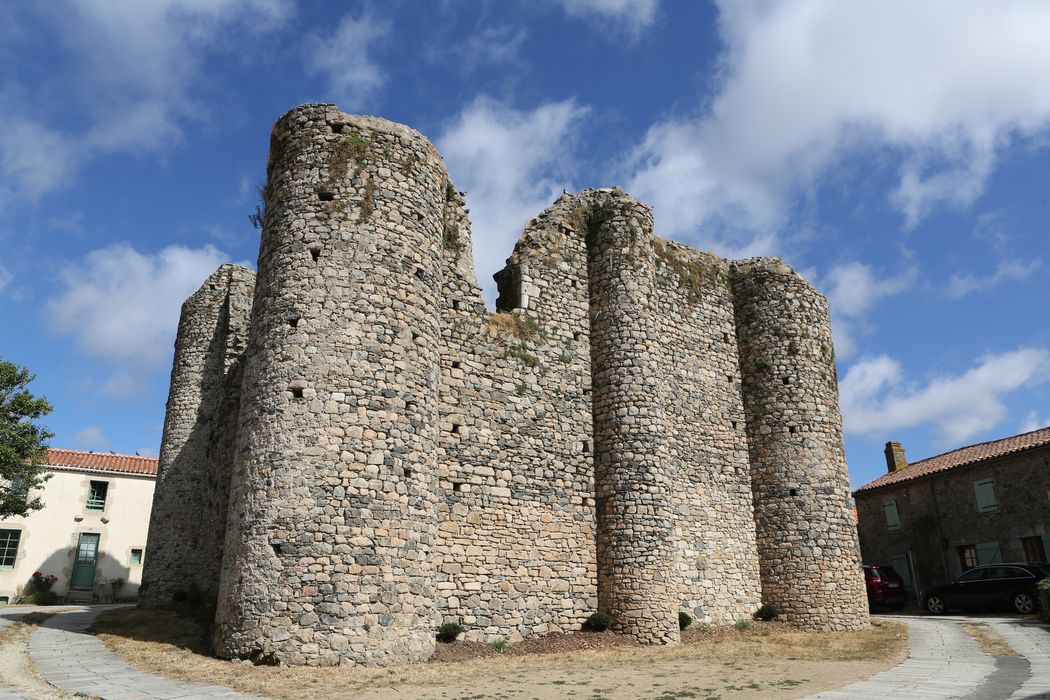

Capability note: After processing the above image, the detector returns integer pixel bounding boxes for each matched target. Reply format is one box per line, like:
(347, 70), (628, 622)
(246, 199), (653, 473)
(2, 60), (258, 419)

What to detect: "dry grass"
(90, 609), (906, 700)
(963, 623), (1017, 656)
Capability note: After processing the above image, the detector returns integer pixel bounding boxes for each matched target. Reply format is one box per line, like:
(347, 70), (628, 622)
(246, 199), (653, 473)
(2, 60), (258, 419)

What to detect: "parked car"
(864, 564), (908, 610)
(921, 563), (1050, 615)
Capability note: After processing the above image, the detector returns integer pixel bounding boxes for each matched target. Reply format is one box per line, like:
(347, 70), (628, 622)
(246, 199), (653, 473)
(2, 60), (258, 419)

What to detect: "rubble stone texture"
(141, 103), (868, 667)
(141, 264), (255, 608)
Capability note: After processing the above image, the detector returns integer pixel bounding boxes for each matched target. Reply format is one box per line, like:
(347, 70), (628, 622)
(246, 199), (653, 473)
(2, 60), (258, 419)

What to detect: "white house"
(0, 448), (157, 603)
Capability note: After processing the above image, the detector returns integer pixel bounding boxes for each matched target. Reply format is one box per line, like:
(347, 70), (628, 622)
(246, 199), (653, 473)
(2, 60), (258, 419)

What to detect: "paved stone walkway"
(807, 614), (1050, 699)
(28, 606), (266, 699)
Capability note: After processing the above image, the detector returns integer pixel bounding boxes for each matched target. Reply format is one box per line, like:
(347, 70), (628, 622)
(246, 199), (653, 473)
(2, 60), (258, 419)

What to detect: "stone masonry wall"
(856, 446), (1050, 594)
(731, 259), (868, 631)
(434, 191), (597, 643)
(213, 105), (446, 666)
(146, 104), (868, 667)
(140, 264), (255, 609)
(587, 192), (681, 644)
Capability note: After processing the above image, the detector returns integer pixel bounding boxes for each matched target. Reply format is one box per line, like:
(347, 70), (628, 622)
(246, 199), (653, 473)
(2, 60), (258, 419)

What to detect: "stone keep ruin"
(140, 103), (868, 667)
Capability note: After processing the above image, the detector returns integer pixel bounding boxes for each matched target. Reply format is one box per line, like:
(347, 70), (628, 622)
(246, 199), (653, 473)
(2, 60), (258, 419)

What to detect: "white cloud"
(840, 348), (1050, 446)
(556, 0), (658, 35)
(1019, 409), (1050, 434)
(46, 243), (236, 395)
(820, 261), (917, 358)
(946, 258), (1042, 299)
(0, 263), (11, 293)
(306, 13), (390, 108)
(627, 1), (1050, 243)
(437, 97), (589, 302)
(0, 0), (292, 199)
(427, 26), (528, 75)
(72, 426), (110, 450)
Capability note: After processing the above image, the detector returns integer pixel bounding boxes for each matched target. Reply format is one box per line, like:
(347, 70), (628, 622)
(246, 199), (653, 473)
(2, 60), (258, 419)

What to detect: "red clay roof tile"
(46, 448), (158, 477)
(854, 425), (1050, 495)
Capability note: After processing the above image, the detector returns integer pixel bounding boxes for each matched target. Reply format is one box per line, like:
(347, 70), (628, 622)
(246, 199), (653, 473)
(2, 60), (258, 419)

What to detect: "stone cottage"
(140, 103), (868, 667)
(855, 427), (1050, 599)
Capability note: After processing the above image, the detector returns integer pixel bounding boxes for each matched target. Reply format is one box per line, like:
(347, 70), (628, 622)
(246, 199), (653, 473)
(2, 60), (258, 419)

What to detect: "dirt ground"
(90, 609), (907, 700)
(0, 610), (81, 699)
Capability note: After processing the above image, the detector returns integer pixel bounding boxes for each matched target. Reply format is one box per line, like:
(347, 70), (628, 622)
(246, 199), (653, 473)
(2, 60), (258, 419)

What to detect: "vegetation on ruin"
(436, 622), (464, 643)
(583, 611), (614, 632)
(360, 176), (376, 221)
(487, 312), (541, 342)
(653, 240), (727, 304)
(735, 619), (753, 631)
(506, 345), (540, 368)
(488, 636), (510, 652)
(755, 603), (780, 621)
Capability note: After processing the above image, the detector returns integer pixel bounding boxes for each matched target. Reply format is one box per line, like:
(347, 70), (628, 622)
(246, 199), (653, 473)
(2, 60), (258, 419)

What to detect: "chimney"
(884, 441), (907, 473)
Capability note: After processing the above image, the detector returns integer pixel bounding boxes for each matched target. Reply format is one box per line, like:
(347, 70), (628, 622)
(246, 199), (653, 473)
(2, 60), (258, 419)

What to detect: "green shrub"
(436, 622), (464, 643)
(735, 619), (753, 631)
(678, 611), (693, 630)
(488, 636), (510, 652)
(755, 603), (779, 621)
(696, 622), (712, 633)
(23, 591), (58, 606)
(583, 611), (614, 632)
(1039, 579), (1050, 623)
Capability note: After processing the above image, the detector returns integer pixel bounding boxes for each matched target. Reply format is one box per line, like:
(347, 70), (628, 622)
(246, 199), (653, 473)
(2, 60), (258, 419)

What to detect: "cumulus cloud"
(627, 0), (1050, 244)
(0, 263), (11, 293)
(555, 0), (658, 35)
(306, 12), (390, 108)
(0, 0), (292, 199)
(820, 260), (917, 357)
(72, 426), (110, 451)
(946, 258), (1041, 299)
(46, 243), (237, 395)
(840, 347), (1050, 446)
(437, 97), (589, 302)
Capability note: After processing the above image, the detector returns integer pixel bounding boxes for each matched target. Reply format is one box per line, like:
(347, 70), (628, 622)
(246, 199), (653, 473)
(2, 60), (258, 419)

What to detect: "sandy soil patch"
(0, 611), (85, 699)
(91, 609), (907, 700)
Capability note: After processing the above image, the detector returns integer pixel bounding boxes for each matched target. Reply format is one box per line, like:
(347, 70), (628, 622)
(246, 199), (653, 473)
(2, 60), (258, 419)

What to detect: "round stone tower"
(587, 191), (680, 645)
(730, 258), (868, 631)
(213, 104), (446, 666)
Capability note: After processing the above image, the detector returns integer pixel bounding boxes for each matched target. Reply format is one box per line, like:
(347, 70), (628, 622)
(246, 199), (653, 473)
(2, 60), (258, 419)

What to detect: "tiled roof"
(46, 448), (158, 477)
(854, 425), (1050, 494)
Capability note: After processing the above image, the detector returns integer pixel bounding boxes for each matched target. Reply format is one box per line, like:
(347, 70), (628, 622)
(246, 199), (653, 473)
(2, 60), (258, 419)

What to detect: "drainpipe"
(929, 479), (949, 580)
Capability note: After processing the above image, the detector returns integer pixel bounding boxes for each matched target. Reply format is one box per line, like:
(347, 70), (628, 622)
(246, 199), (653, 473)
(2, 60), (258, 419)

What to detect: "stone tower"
(211, 105), (451, 665)
(140, 264), (254, 609)
(731, 259), (869, 630)
(144, 104), (868, 668)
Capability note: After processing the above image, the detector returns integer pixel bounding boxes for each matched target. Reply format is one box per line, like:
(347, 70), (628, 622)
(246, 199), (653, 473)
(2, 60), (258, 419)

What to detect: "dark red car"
(864, 564), (908, 610)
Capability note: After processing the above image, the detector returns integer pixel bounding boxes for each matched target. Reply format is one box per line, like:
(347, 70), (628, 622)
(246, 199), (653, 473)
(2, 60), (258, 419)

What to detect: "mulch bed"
(429, 619), (791, 663)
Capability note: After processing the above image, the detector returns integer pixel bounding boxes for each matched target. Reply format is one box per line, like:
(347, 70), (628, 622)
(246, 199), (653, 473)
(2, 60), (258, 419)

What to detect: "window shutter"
(973, 479), (998, 512)
(884, 501), (901, 529)
(976, 541), (1003, 565)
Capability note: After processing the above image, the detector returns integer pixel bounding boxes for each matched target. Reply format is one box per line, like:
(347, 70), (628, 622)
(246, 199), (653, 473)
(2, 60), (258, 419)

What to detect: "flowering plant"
(31, 571), (58, 592)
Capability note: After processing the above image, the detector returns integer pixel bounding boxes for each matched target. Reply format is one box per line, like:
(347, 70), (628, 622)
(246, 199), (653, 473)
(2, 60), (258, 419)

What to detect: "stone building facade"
(141, 103), (868, 667)
(855, 428), (1050, 599)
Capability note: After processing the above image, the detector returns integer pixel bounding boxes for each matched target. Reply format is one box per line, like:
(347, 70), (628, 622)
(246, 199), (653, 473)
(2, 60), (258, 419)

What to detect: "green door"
(70, 533), (100, 589)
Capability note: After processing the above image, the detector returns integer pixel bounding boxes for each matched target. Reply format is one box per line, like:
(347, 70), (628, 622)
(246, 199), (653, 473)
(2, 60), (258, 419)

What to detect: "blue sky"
(1, 0), (1049, 490)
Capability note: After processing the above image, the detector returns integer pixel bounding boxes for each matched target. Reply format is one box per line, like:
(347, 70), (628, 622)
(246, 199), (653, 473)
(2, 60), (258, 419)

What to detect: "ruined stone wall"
(146, 104), (868, 667)
(731, 259), (868, 631)
(140, 264), (254, 609)
(213, 104), (446, 667)
(647, 241), (762, 624)
(434, 192), (597, 643)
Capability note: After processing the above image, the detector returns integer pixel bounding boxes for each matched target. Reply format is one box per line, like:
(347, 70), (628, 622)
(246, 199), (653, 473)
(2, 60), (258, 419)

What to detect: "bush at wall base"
(1039, 580), (1050, 624)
